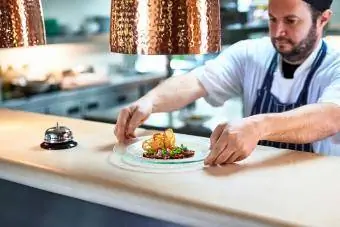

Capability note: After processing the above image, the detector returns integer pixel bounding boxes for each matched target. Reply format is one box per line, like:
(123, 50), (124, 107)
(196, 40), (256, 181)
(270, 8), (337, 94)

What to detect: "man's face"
(268, 0), (320, 62)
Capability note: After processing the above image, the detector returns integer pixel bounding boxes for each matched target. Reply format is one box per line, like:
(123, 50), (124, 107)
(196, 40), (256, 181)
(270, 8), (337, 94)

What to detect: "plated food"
(142, 129), (195, 159)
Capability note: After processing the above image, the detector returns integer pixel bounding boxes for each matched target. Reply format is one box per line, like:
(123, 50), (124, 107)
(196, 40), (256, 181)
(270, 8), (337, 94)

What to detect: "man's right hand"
(114, 98), (153, 143)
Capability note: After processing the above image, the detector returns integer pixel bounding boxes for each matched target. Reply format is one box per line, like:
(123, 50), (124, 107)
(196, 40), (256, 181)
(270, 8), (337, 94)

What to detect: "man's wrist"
(248, 114), (272, 140)
(140, 93), (157, 113)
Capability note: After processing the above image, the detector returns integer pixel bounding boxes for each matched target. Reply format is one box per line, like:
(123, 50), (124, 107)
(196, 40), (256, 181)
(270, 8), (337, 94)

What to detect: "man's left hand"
(204, 118), (263, 165)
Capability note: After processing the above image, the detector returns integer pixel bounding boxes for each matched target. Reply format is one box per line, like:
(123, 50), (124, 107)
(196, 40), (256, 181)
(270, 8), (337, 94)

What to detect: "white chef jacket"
(196, 36), (340, 155)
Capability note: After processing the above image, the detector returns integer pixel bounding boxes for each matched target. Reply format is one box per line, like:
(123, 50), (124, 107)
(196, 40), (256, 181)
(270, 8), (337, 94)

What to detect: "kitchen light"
(0, 0), (221, 55)
(0, 0), (46, 48)
(110, 0), (221, 54)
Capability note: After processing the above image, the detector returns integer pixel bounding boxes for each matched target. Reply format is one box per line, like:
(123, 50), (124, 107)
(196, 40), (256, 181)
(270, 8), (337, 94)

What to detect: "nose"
(274, 22), (287, 37)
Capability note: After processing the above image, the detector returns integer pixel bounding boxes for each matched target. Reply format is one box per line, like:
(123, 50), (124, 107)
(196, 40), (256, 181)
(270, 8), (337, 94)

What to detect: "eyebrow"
(269, 13), (300, 19)
(285, 15), (300, 19)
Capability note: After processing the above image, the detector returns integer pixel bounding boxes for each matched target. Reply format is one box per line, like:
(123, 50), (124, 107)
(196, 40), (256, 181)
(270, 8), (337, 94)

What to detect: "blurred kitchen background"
(1, 0), (340, 137)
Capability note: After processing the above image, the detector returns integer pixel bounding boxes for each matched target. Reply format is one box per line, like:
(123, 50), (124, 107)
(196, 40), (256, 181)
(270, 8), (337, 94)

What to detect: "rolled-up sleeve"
(316, 69), (340, 155)
(196, 40), (248, 107)
(318, 70), (340, 106)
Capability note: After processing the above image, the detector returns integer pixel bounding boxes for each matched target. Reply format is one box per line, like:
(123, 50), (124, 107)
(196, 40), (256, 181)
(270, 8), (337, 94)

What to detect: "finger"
(205, 131), (229, 165)
(210, 123), (226, 149)
(221, 152), (240, 165)
(205, 123), (227, 165)
(127, 132), (137, 139)
(115, 107), (132, 142)
(124, 133), (136, 141)
(205, 139), (227, 165)
(126, 109), (148, 137)
(234, 155), (247, 163)
(214, 146), (234, 165)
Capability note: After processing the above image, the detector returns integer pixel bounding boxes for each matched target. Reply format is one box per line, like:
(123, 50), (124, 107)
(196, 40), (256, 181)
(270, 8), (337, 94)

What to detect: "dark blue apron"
(250, 41), (327, 152)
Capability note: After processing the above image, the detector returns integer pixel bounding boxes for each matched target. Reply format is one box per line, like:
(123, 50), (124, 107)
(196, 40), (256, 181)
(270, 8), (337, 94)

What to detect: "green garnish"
(180, 144), (188, 150)
(147, 149), (155, 154)
(171, 146), (184, 155)
(145, 144), (190, 158)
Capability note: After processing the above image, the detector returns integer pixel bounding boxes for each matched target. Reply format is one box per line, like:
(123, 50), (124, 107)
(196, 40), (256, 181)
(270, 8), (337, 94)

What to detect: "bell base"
(40, 141), (78, 150)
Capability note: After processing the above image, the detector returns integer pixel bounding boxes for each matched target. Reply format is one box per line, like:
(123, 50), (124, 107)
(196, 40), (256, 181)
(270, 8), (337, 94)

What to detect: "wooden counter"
(0, 109), (340, 227)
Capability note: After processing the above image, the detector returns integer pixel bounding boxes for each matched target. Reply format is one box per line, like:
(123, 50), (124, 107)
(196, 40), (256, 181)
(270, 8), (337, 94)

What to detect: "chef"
(115, 0), (340, 165)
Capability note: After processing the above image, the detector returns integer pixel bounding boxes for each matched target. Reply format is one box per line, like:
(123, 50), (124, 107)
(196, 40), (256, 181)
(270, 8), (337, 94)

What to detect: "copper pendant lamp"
(0, 0), (46, 48)
(110, 0), (221, 55)
(0, 0), (221, 55)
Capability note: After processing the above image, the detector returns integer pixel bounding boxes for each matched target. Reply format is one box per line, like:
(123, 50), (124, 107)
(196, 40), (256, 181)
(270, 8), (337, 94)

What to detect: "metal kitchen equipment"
(40, 122), (78, 150)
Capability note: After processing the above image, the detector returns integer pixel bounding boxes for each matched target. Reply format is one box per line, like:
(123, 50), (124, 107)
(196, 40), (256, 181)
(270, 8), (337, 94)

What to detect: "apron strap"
(261, 52), (278, 91)
(297, 41), (327, 102)
(261, 40), (327, 101)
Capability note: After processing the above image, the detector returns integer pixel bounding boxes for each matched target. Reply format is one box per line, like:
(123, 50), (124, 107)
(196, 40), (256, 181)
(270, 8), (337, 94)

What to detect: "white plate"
(122, 135), (210, 164)
(109, 145), (204, 173)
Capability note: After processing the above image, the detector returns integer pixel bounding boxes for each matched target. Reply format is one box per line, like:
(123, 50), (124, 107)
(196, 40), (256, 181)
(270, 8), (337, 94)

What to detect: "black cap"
(303, 0), (333, 12)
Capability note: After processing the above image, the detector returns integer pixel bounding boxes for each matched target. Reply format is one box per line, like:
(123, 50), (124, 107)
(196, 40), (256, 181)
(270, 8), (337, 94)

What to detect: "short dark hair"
(308, 4), (323, 24)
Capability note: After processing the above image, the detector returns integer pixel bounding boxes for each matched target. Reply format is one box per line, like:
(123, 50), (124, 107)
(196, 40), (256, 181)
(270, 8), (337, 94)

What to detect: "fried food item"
(164, 129), (175, 148)
(142, 138), (153, 151)
(141, 129), (195, 160)
(152, 133), (166, 150)
(142, 129), (175, 151)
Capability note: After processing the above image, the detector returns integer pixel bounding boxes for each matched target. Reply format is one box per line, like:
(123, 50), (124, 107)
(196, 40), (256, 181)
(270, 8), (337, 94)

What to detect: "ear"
(319, 10), (333, 28)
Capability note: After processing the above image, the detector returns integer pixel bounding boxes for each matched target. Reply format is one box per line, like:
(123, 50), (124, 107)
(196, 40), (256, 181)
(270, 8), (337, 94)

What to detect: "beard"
(271, 25), (318, 64)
